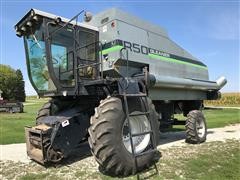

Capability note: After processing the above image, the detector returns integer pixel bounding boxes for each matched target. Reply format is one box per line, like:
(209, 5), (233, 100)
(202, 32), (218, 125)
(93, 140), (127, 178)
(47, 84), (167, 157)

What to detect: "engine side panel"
(86, 8), (209, 81)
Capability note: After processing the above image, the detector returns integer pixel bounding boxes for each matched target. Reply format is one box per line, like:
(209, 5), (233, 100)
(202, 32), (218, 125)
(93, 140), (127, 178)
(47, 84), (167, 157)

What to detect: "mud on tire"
(88, 96), (160, 176)
(185, 110), (207, 144)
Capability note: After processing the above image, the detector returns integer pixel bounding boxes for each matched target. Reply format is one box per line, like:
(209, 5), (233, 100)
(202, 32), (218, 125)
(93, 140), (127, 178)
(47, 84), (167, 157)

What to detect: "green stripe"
(100, 45), (124, 55)
(148, 53), (208, 70)
(99, 45), (207, 70)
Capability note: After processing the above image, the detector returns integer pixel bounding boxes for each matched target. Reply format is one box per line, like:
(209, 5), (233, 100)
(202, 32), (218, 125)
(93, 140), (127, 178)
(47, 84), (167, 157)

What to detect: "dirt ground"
(0, 124), (239, 179)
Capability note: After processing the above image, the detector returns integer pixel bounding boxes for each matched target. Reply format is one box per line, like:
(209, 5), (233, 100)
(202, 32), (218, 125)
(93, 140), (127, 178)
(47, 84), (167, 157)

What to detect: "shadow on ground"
(59, 131), (185, 165)
(159, 131), (185, 145)
(55, 129), (217, 168)
(58, 142), (92, 167)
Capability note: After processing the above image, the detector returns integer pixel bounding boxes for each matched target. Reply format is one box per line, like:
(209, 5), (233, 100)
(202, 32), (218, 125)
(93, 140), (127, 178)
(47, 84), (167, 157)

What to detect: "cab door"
(75, 27), (99, 80)
(49, 24), (76, 88)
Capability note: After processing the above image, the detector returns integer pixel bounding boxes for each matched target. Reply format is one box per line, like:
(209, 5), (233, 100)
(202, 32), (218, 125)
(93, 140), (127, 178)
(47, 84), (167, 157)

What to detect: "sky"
(0, 0), (239, 95)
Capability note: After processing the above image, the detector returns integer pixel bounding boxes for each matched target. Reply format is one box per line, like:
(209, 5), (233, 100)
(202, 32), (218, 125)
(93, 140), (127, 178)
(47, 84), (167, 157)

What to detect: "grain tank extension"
(15, 8), (226, 176)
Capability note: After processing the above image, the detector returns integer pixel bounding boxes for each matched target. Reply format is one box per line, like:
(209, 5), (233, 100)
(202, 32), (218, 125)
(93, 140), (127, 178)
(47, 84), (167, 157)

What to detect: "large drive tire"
(185, 110), (207, 144)
(88, 96), (160, 176)
(36, 99), (59, 125)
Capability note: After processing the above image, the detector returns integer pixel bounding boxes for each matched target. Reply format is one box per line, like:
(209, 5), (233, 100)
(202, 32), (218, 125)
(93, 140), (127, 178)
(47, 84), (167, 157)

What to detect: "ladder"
(122, 93), (159, 179)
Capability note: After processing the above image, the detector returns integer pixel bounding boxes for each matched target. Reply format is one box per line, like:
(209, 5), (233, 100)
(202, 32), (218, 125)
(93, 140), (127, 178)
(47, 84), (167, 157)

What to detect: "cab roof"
(15, 8), (99, 32)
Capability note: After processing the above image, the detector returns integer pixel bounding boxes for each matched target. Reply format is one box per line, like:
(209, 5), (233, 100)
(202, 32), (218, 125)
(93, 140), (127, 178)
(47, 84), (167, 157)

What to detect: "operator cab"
(15, 9), (99, 97)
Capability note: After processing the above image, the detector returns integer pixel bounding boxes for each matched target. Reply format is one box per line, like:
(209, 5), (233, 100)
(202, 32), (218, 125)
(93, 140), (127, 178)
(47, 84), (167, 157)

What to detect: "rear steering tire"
(185, 110), (207, 144)
(88, 96), (160, 176)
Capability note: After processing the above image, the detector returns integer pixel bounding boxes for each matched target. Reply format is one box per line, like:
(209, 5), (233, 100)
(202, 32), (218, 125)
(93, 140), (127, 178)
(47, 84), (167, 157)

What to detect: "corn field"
(204, 93), (240, 106)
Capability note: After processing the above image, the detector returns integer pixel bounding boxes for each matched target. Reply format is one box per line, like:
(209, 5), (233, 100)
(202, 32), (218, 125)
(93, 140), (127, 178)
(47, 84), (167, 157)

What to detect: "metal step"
(135, 148), (158, 158)
(123, 93), (147, 97)
(129, 111), (150, 116)
(132, 131), (153, 137)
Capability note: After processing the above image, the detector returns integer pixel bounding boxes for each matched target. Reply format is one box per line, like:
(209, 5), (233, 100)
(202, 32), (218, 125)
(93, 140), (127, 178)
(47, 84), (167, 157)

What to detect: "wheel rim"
(122, 111), (151, 154)
(197, 118), (206, 138)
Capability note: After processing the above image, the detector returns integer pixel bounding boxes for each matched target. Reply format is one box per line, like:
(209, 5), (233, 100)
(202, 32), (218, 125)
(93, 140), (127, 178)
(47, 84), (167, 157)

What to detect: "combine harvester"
(15, 8), (226, 176)
(0, 90), (23, 113)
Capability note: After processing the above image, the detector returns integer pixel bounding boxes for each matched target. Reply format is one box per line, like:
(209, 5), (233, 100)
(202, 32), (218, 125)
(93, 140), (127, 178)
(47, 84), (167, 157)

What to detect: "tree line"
(0, 64), (26, 102)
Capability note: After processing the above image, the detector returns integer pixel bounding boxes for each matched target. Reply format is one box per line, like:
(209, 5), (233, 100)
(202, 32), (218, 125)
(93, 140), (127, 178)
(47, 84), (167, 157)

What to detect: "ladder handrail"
(120, 47), (129, 78)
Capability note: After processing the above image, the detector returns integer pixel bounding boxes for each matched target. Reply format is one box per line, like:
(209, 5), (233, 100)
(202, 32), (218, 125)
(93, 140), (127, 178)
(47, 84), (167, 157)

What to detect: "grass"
(0, 99), (47, 144)
(0, 98), (239, 144)
(173, 108), (240, 131)
(184, 146), (240, 179)
(204, 109), (240, 128)
(155, 140), (240, 180)
(20, 173), (50, 180)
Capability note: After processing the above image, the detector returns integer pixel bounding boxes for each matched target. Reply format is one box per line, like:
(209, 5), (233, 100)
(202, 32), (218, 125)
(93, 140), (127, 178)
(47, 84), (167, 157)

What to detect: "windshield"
(49, 24), (75, 87)
(24, 26), (56, 92)
(23, 19), (98, 95)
